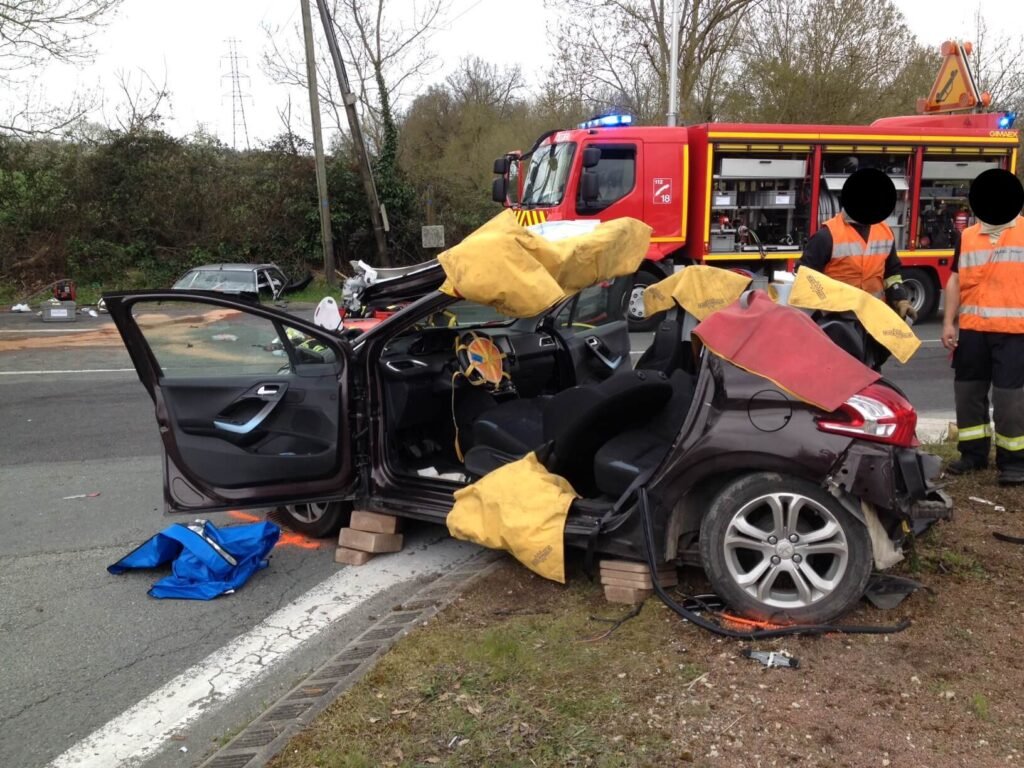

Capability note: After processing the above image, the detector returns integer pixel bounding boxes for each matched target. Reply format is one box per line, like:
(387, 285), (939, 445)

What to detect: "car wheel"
(699, 473), (873, 624)
(900, 268), (938, 320)
(624, 271), (663, 332)
(276, 501), (349, 538)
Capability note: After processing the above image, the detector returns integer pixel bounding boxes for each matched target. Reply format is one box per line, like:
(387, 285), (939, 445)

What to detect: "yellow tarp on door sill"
(643, 265), (753, 320)
(788, 268), (921, 363)
(446, 452), (578, 583)
(438, 209), (651, 318)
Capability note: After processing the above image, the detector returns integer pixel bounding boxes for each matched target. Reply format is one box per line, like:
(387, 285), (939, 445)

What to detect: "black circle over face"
(968, 168), (1024, 226)
(840, 168), (897, 225)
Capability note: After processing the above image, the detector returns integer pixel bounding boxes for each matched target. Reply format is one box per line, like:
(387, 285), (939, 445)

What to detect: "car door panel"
(555, 279), (632, 386)
(105, 290), (354, 513)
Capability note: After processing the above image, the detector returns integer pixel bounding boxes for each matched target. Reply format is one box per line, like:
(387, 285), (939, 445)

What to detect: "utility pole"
(666, 0), (680, 126)
(314, 0), (389, 264)
(300, 0), (337, 287)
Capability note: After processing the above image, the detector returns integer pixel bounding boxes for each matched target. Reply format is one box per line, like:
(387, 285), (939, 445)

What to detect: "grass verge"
(270, 567), (702, 768)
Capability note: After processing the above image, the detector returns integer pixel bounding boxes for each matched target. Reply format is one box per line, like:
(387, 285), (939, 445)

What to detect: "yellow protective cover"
(438, 210), (650, 318)
(643, 265), (752, 320)
(788, 268), (921, 364)
(446, 452), (578, 583)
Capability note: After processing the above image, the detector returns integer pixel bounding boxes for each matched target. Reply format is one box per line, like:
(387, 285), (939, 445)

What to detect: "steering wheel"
(454, 331), (512, 391)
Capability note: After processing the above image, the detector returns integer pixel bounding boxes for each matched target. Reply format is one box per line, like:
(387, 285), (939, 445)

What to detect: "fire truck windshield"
(520, 142), (576, 207)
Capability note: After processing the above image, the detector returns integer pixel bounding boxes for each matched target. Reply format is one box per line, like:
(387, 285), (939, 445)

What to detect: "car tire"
(901, 268), (938, 321)
(276, 501), (350, 538)
(699, 472), (873, 624)
(624, 271), (663, 332)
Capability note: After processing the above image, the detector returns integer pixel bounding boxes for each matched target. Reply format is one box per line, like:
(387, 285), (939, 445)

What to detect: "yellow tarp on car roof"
(438, 210), (651, 318)
(788, 268), (921, 363)
(446, 452), (577, 583)
(643, 265), (752, 320)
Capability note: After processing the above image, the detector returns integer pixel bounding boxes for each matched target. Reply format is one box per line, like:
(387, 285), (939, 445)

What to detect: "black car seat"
(463, 370), (673, 493)
(633, 310), (684, 375)
(592, 369), (698, 497)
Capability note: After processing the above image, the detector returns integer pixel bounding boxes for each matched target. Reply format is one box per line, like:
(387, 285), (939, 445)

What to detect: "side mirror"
(493, 156), (510, 175)
(582, 147), (601, 168)
(492, 177), (508, 203)
(580, 170), (600, 203)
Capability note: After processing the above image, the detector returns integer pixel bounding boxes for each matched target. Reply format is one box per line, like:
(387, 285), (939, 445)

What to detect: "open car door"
(549, 278), (632, 386)
(105, 291), (355, 514)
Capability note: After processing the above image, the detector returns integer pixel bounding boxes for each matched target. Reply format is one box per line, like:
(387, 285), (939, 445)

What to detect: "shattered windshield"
(521, 142), (576, 207)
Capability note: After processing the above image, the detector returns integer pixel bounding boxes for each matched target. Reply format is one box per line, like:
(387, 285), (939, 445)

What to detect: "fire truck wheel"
(900, 268), (938, 321)
(625, 271), (663, 332)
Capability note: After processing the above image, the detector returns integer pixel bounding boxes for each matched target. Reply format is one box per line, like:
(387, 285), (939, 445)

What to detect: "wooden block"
(350, 510), (401, 534)
(600, 559), (676, 576)
(338, 527), (404, 554)
(335, 547), (374, 566)
(600, 571), (678, 590)
(604, 585), (653, 605)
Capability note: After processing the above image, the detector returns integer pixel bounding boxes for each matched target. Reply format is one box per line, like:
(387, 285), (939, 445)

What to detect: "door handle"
(257, 384), (280, 396)
(585, 335), (623, 370)
(214, 399), (280, 434)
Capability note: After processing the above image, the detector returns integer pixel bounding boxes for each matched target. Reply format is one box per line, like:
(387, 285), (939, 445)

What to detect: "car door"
(550, 278), (632, 386)
(105, 290), (355, 514)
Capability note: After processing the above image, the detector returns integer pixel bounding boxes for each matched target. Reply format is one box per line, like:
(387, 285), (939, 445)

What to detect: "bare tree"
(721, 0), (937, 124)
(105, 67), (171, 133)
(0, 0), (123, 135)
(544, 0), (760, 124)
(262, 0), (448, 146)
(445, 56), (524, 116)
(968, 7), (1024, 114)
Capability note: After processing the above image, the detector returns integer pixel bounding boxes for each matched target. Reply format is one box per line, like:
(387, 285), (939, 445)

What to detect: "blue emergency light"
(578, 113), (633, 129)
(998, 112), (1016, 129)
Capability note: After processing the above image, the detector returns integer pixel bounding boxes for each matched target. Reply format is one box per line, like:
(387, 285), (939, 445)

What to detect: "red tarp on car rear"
(694, 291), (881, 412)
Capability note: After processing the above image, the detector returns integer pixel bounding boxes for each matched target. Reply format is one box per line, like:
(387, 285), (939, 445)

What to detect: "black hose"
(638, 487), (911, 639)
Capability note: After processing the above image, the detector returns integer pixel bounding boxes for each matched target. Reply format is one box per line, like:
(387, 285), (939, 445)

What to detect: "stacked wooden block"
(600, 559), (678, 604)
(335, 511), (403, 566)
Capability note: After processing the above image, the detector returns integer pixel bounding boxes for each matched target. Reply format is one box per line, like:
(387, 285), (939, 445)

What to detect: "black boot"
(998, 468), (1024, 486)
(947, 456), (988, 475)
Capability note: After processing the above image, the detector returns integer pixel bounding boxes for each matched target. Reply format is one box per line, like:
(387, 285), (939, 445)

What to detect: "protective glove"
(894, 299), (918, 323)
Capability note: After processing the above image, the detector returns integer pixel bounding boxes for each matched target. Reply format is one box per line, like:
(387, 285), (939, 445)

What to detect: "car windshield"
(174, 269), (256, 293)
(521, 142), (576, 207)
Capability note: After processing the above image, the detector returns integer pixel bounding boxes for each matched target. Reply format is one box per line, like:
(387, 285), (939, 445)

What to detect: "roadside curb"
(917, 416), (953, 444)
(196, 550), (504, 768)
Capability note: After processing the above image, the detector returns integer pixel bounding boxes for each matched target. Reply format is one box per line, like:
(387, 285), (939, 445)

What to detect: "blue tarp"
(109, 520), (280, 599)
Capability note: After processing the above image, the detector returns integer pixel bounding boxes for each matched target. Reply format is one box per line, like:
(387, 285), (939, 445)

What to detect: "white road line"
(0, 328), (97, 333)
(50, 535), (481, 768)
(0, 368), (135, 375)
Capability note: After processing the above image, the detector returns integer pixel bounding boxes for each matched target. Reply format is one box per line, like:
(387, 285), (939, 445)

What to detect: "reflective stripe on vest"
(822, 215), (893, 296)
(958, 218), (1024, 333)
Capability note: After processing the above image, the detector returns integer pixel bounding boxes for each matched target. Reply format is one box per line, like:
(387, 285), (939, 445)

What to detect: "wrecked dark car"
(105, 219), (950, 624)
(172, 263), (312, 303)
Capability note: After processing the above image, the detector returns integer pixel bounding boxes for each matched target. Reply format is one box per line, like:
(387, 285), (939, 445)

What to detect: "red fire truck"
(492, 111), (1019, 329)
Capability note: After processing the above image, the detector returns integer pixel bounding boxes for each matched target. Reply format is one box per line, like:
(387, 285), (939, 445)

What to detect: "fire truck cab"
(494, 112), (1019, 330)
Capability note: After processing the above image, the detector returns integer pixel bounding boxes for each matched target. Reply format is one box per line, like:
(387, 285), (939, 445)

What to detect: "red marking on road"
(228, 510), (321, 550)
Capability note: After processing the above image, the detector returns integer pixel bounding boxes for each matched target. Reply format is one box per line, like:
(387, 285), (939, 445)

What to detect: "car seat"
(463, 370), (673, 495)
(591, 369), (698, 497)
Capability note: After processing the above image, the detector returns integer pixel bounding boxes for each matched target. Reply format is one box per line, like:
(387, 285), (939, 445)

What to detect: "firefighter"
(800, 167), (916, 322)
(941, 168), (1024, 485)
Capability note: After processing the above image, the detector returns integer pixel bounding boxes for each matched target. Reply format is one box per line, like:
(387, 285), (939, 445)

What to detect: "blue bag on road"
(108, 520), (280, 599)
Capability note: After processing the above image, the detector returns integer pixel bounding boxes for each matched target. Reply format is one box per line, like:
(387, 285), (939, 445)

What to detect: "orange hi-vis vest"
(822, 215), (895, 296)
(958, 217), (1024, 333)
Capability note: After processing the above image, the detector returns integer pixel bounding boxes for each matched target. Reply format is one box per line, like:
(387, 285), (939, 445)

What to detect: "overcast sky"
(27, 0), (1024, 144)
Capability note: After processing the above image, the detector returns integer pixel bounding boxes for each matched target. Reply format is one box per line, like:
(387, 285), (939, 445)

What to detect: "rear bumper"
(831, 443), (953, 521)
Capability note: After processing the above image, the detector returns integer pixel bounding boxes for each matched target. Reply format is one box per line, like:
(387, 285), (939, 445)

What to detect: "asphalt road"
(0, 313), (462, 768)
(0, 306), (955, 768)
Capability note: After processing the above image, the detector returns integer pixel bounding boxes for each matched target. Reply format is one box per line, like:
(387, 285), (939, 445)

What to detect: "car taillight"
(816, 383), (919, 447)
